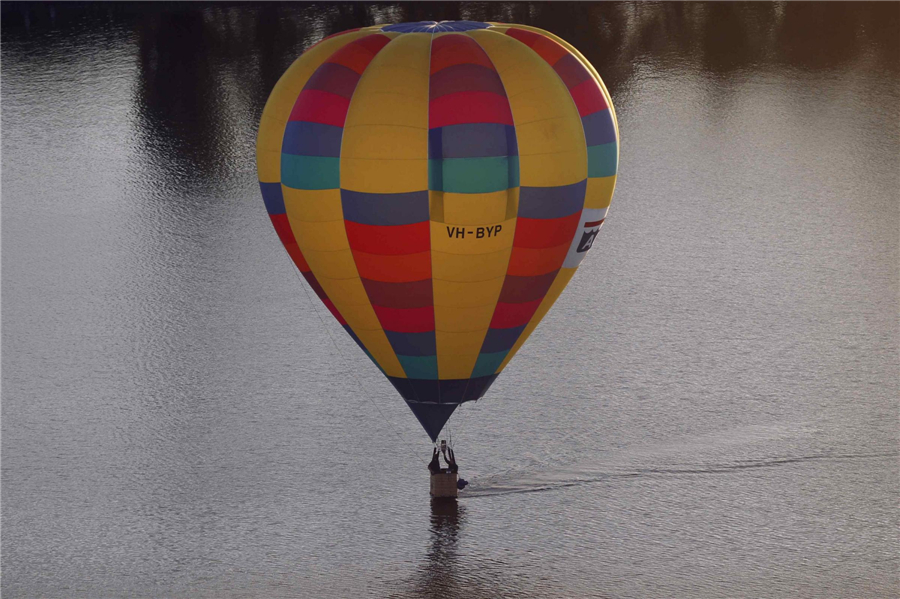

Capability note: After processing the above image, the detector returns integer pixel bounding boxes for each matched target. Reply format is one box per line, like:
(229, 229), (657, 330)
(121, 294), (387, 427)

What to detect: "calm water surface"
(2, 3), (898, 598)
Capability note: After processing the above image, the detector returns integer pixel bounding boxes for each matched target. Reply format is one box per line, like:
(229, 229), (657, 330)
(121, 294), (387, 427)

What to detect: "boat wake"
(462, 451), (897, 498)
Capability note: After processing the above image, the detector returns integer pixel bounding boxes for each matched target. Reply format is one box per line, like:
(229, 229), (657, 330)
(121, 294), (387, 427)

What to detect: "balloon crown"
(381, 20), (491, 33)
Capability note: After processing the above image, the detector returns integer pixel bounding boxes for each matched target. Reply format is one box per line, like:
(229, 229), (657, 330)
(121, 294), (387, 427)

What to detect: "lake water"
(2, 3), (898, 598)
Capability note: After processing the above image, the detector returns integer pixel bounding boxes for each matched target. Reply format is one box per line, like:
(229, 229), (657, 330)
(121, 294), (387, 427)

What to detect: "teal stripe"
(397, 355), (439, 379)
(429, 156), (516, 193)
(587, 143), (618, 178)
(471, 351), (508, 378)
(281, 154), (340, 190)
(508, 155), (520, 189)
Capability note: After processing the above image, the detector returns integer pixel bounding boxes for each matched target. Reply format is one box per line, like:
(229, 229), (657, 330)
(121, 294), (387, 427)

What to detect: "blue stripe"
(429, 124), (518, 159)
(398, 355), (439, 379)
(385, 331), (436, 357)
(506, 124), (519, 157)
(518, 180), (587, 219)
(480, 325), (526, 353)
(259, 182), (285, 215)
(282, 121), (344, 157)
(587, 143), (618, 178)
(341, 190), (429, 225)
(387, 374), (499, 404)
(582, 109), (616, 147)
(383, 20), (489, 33)
(471, 351), (508, 378)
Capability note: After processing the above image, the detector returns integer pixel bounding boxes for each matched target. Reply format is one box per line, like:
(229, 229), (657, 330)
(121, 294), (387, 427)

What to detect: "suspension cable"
(286, 259), (423, 466)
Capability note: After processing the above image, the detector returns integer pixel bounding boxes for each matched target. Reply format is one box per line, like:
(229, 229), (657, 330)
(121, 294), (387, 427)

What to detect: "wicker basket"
(429, 472), (458, 498)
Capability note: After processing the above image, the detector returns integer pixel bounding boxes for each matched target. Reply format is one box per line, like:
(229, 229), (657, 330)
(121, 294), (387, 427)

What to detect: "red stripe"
(373, 305), (435, 333)
(429, 91), (514, 128)
(354, 33), (392, 55)
(270, 213), (297, 247)
(507, 242), (570, 276)
(345, 221), (430, 255)
(505, 28), (568, 65)
(289, 89), (350, 126)
(430, 34), (496, 73)
(301, 271), (327, 300)
(489, 298), (543, 329)
(513, 212), (582, 249)
(569, 79), (607, 117)
(325, 36), (390, 74)
(584, 219), (605, 227)
(504, 27), (543, 47)
(284, 242), (309, 272)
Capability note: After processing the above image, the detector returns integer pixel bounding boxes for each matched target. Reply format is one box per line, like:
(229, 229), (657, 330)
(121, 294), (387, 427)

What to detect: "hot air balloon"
(256, 20), (618, 442)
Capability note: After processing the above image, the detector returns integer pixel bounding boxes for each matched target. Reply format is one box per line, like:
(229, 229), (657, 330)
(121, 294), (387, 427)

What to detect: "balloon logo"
(257, 21), (618, 440)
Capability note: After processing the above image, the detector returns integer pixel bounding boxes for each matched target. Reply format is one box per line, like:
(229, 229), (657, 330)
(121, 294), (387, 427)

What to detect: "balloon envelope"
(257, 20), (619, 440)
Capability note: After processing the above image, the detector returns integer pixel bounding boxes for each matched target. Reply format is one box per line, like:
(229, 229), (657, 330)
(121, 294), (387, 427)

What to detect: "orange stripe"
(506, 241), (571, 276)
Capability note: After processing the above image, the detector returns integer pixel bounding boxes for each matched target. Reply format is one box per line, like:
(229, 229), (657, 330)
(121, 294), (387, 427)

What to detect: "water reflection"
(394, 499), (534, 599)
(4, 1), (896, 204)
(416, 500), (464, 598)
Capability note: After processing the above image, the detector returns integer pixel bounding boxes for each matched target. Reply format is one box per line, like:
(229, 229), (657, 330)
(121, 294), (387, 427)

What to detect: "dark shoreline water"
(3, 3), (898, 597)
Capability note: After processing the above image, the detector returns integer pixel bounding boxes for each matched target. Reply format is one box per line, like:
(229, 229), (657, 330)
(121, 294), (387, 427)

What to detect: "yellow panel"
(585, 175), (618, 210)
(515, 117), (586, 156)
(346, 64), (429, 98)
(256, 31), (369, 183)
(292, 220), (349, 253)
(257, 113), (285, 156)
(257, 147), (282, 183)
(498, 267), (577, 371)
(518, 151), (585, 188)
(505, 23), (619, 150)
(341, 34), (430, 194)
(432, 248), (512, 282)
(340, 125), (426, 160)
(344, 92), (428, 128)
(430, 218), (515, 255)
(302, 248), (359, 280)
(442, 190), (512, 225)
(435, 304), (497, 333)
(317, 277), (371, 306)
(353, 329), (405, 377)
(436, 330), (487, 379)
(333, 300), (381, 330)
(500, 66), (551, 98)
(468, 29), (587, 188)
(341, 158), (430, 193)
(283, 188), (345, 222)
(433, 277), (506, 308)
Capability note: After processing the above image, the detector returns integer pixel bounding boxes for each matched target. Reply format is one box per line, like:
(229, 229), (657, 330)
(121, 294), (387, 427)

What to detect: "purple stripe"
(361, 278), (433, 309)
(429, 123), (518, 159)
(260, 182), (285, 215)
(384, 331), (437, 356)
(480, 324), (527, 353)
(582, 110), (617, 146)
(430, 63), (506, 99)
(341, 190), (429, 225)
(498, 271), (560, 304)
(518, 180), (587, 219)
(282, 121), (344, 157)
(303, 62), (361, 98)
